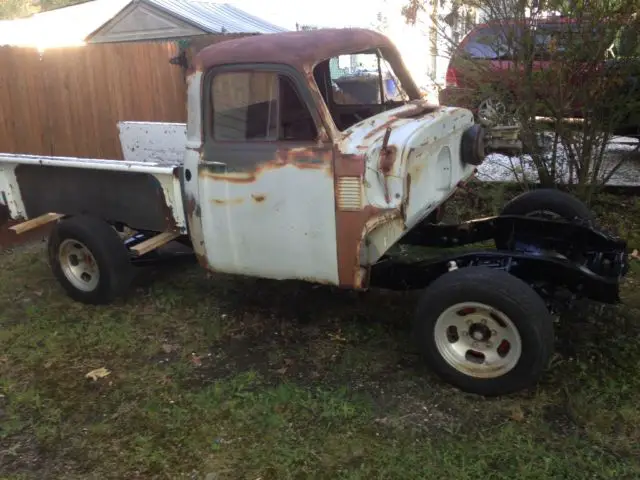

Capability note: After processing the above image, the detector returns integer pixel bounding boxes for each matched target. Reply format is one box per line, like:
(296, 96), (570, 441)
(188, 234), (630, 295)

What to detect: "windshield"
(328, 49), (409, 105)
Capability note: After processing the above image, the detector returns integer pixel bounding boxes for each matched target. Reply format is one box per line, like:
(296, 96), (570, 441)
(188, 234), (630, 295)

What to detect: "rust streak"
(210, 197), (244, 206)
(199, 149), (332, 184)
(252, 194), (266, 203)
(363, 116), (398, 140)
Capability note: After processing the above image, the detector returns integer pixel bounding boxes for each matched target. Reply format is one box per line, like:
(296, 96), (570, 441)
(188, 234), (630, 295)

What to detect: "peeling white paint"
(0, 154), (186, 232)
(118, 121), (187, 165)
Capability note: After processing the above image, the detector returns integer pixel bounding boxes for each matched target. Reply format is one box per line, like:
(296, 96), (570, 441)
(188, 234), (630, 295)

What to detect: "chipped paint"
(118, 121), (186, 165)
(0, 155), (187, 234)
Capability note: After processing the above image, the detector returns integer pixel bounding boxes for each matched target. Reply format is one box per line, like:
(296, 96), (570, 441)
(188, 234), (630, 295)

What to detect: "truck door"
(196, 65), (339, 284)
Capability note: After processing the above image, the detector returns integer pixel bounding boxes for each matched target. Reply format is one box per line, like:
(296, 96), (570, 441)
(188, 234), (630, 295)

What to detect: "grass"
(1, 185), (640, 479)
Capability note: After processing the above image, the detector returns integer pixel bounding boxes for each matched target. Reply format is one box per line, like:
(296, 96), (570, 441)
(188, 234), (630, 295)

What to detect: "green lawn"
(1, 186), (640, 479)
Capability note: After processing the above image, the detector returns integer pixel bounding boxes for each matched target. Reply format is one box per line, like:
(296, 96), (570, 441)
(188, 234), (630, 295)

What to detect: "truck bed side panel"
(14, 164), (182, 233)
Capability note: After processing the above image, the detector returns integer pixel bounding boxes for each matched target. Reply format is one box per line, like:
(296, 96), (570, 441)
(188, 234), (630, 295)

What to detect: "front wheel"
(413, 267), (554, 396)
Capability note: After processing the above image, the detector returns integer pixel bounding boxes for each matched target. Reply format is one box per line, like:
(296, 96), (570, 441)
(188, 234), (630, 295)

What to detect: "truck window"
(211, 71), (317, 142)
(328, 52), (406, 105)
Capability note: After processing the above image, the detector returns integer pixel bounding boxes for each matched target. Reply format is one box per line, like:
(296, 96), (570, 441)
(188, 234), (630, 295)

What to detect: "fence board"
(0, 41), (188, 160)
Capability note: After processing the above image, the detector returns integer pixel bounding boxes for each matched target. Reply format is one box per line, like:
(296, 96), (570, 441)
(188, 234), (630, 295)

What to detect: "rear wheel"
(413, 267), (554, 396)
(500, 188), (594, 222)
(496, 189), (595, 250)
(48, 215), (134, 305)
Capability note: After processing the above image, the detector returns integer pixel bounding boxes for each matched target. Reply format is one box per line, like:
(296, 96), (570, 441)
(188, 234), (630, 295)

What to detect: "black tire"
(461, 124), (486, 166)
(500, 189), (594, 222)
(48, 215), (134, 305)
(413, 267), (554, 397)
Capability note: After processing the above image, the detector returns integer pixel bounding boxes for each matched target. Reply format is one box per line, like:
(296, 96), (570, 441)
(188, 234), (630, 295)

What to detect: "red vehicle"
(439, 15), (640, 133)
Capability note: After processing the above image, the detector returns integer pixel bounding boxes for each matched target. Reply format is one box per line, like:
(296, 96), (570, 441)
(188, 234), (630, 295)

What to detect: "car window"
(533, 23), (617, 60)
(211, 71), (318, 142)
(462, 26), (515, 60)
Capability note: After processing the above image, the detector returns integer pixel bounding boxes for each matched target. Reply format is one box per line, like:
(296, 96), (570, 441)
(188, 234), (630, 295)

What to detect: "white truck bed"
(0, 122), (188, 234)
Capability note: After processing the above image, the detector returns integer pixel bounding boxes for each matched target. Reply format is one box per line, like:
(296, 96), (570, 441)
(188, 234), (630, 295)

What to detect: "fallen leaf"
(44, 360), (54, 369)
(328, 331), (347, 342)
(161, 343), (175, 354)
(34, 291), (43, 297)
(510, 405), (525, 422)
(275, 367), (288, 375)
(631, 249), (639, 259)
(191, 354), (202, 367)
(86, 367), (111, 381)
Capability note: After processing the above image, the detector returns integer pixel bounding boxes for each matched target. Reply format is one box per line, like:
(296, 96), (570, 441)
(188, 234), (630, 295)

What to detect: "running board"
(9, 213), (63, 235)
(129, 232), (180, 256)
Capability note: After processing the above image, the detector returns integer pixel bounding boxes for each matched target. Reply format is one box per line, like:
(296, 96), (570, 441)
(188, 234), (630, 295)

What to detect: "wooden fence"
(0, 41), (189, 160)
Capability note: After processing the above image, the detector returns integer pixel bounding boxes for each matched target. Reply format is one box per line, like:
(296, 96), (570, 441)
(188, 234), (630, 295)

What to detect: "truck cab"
(182, 28), (486, 289)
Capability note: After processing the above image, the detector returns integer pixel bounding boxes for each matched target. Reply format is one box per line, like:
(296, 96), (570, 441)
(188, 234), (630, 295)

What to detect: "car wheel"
(413, 267), (554, 396)
(499, 189), (594, 222)
(477, 96), (520, 128)
(48, 215), (134, 305)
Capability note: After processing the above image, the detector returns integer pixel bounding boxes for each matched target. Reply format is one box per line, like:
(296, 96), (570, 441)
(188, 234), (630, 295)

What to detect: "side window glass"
(211, 71), (318, 142)
(464, 28), (511, 59)
(212, 71), (278, 141)
(279, 76), (318, 141)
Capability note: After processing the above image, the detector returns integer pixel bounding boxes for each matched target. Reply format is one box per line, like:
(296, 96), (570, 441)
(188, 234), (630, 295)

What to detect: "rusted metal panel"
(196, 159), (339, 283)
(185, 29), (480, 291)
(194, 28), (421, 101)
(13, 165), (182, 233)
(0, 152), (187, 236)
(330, 102), (477, 288)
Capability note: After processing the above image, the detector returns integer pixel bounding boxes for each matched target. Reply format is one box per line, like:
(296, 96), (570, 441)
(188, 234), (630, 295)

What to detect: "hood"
(337, 102), (476, 218)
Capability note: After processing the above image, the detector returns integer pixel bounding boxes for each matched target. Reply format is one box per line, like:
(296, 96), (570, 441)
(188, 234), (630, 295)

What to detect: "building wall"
(0, 34), (240, 160)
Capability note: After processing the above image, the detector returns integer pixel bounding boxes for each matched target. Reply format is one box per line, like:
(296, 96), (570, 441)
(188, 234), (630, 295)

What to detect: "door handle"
(200, 161), (227, 174)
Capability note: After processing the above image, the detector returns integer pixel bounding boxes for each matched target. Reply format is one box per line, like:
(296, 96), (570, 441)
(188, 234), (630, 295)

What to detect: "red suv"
(439, 16), (640, 134)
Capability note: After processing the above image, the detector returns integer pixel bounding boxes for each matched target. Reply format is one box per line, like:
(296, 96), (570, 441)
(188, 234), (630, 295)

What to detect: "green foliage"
(2, 196), (640, 478)
(0, 0), (90, 20)
(406, 0), (640, 202)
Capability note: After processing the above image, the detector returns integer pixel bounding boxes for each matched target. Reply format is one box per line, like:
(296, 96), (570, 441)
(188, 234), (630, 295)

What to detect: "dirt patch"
(0, 221), (51, 252)
(0, 433), (45, 478)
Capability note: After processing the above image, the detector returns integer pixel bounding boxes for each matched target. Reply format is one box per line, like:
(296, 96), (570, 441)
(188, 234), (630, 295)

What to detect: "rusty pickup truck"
(0, 29), (629, 396)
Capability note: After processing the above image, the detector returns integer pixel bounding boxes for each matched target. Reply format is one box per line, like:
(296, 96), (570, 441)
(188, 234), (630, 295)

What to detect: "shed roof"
(85, 0), (288, 43)
(146, 0), (287, 34)
(0, 0), (287, 48)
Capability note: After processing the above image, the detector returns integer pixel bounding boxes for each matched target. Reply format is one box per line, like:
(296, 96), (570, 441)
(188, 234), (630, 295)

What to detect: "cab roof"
(194, 28), (420, 98)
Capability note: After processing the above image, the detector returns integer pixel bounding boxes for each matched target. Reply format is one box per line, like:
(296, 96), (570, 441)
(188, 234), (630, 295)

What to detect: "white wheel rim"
(58, 239), (100, 292)
(433, 302), (522, 379)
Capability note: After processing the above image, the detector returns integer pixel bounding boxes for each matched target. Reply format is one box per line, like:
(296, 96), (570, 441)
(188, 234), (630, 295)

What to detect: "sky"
(225, 0), (389, 31)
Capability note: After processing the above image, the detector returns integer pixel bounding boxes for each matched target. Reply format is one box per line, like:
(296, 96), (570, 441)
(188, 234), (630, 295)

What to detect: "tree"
(403, 0), (640, 202)
(0, 0), (89, 20)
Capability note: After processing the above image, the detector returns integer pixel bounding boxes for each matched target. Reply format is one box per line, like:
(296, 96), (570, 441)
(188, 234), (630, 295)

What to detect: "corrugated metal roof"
(0, 0), (287, 47)
(145, 1), (288, 34)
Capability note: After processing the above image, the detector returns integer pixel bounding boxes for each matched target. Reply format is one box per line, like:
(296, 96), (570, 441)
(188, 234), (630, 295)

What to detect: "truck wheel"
(500, 189), (594, 222)
(413, 267), (554, 396)
(48, 215), (134, 305)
